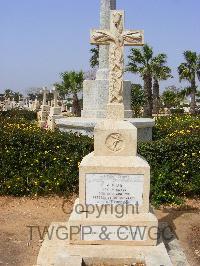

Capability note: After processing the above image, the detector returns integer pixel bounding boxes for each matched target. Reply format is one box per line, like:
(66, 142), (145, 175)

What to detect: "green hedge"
(0, 113), (92, 196)
(0, 112), (199, 205)
(0, 109), (37, 122)
(147, 115), (200, 204)
(139, 133), (200, 205)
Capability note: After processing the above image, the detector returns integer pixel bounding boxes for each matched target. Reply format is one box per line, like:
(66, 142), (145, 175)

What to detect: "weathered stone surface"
(78, 153), (150, 214)
(94, 120), (137, 156)
(97, 0), (116, 80)
(47, 114), (63, 131)
(37, 105), (50, 128)
(81, 80), (132, 118)
(82, 3), (139, 119)
(91, 10), (144, 111)
(56, 117), (155, 141)
(37, 222), (173, 266)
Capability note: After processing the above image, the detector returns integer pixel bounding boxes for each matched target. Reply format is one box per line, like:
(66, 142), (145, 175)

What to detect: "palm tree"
(56, 71), (84, 116)
(127, 44), (154, 117)
(178, 50), (200, 114)
(152, 54), (172, 114)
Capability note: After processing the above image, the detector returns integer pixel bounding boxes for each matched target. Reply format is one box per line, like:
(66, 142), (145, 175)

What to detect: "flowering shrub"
(0, 109), (37, 122)
(153, 115), (200, 140)
(140, 115), (200, 205)
(0, 113), (93, 196)
(0, 111), (199, 205)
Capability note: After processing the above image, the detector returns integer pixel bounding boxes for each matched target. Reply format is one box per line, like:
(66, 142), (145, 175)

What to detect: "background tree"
(152, 54), (172, 114)
(178, 50), (200, 114)
(0, 94), (4, 101)
(196, 90), (200, 104)
(162, 86), (182, 109)
(46, 92), (54, 103)
(127, 44), (153, 117)
(27, 87), (43, 101)
(56, 71), (84, 116)
(127, 44), (172, 117)
(90, 45), (99, 69)
(131, 84), (145, 117)
(4, 89), (14, 99)
(13, 92), (23, 103)
(27, 93), (36, 101)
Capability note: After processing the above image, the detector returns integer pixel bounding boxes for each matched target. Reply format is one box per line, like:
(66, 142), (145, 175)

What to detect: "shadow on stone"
(82, 257), (146, 266)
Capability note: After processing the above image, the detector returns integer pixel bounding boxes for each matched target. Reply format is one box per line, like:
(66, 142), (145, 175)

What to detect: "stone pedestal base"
(55, 117), (155, 141)
(37, 223), (173, 266)
(68, 199), (158, 246)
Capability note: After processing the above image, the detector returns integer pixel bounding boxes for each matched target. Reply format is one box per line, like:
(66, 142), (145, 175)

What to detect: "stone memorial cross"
(91, 10), (144, 118)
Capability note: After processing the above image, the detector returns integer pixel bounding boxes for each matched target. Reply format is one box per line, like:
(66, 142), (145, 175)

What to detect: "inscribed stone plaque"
(81, 225), (147, 241)
(86, 173), (144, 205)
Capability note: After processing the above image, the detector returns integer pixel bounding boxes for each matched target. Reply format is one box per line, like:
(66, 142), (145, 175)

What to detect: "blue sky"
(0, 0), (200, 94)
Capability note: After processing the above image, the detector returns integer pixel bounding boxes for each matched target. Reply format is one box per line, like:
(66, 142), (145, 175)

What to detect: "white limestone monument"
(81, 0), (134, 118)
(37, 87), (50, 128)
(47, 87), (63, 131)
(37, 7), (172, 266)
(56, 0), (155, 141)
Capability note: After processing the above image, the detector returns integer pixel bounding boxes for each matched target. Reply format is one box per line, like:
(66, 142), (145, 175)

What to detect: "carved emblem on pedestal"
(105, 133), (124, 152)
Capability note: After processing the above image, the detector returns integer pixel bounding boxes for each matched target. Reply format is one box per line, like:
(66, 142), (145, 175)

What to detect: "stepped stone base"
(37, 222), (173, 266)
(68, 207), (158, 246)
(55, 117), (155, 141)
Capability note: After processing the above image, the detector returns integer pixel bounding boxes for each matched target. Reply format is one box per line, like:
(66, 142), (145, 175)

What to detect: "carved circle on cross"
(105, 133), (124, 152)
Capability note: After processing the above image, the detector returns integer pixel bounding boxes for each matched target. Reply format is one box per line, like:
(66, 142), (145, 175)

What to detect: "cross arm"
(90, 29), (115, 45)
(123, 30), (144, 46)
